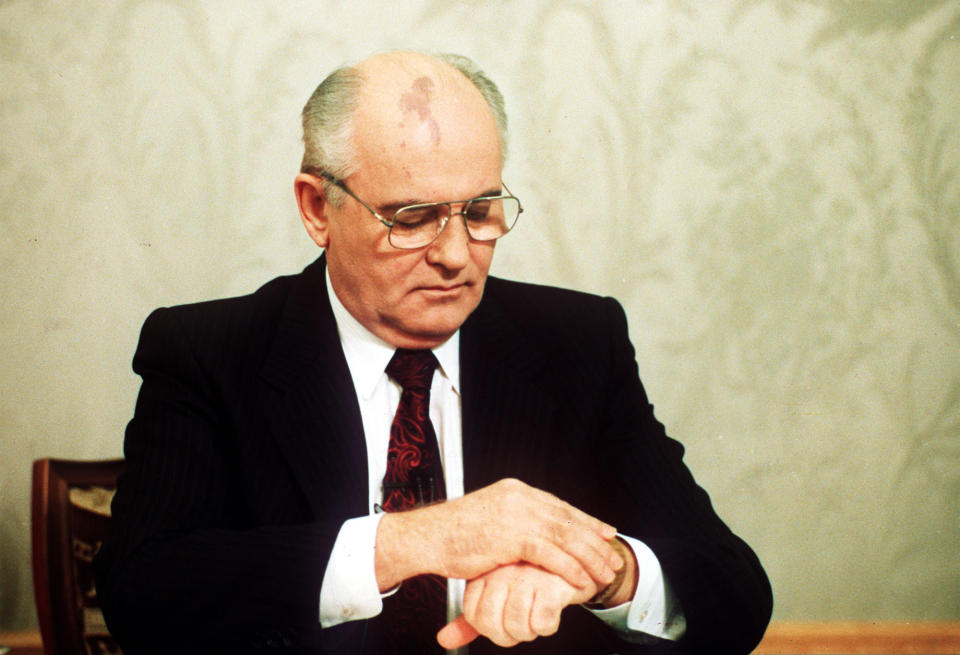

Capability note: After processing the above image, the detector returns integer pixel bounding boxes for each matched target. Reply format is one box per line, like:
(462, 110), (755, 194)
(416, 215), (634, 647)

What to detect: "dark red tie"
(379, 349), (447, 654)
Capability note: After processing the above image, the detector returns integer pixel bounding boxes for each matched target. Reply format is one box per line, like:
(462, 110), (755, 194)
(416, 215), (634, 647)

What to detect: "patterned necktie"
(379, 348), (447, 654)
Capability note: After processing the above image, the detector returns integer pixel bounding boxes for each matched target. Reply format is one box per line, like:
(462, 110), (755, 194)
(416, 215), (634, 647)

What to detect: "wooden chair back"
(31, 458), (125, 655)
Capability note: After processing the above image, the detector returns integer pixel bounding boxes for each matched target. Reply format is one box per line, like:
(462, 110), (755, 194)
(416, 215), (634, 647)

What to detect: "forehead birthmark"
(397, 76), (441, 145)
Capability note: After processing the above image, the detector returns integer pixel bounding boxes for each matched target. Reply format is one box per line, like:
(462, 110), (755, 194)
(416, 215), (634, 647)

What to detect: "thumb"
(437, 615), (479, 649)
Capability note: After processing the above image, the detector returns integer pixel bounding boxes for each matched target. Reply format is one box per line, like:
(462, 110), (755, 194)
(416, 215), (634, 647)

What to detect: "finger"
(516, 502), (622, 582)
(521, 514), (621, 585)
(522, 483), (618, 539)
(473, 575), (519, 648)
(462, 575), (484, 626)
(437, 616), (479, 649)
(550, 529), (621, 588)
(537, 503), (624, 570)
(493, 479), (616, 541)
(530, 591), (564, 637)
(519, 538), (594, 589)
(503, 578), (537, 643)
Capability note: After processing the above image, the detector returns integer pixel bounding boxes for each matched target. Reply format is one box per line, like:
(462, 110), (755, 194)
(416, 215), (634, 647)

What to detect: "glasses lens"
(388, 196), (522, 249)
(390, 205), (444, 248)
(465, 197), (520, 241)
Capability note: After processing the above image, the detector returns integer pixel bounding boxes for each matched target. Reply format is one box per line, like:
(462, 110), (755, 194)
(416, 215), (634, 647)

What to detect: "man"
(94, 51), (772, 654)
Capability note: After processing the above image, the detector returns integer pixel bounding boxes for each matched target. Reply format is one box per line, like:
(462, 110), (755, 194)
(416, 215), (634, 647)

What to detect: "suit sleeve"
(94, 307), (353, 652)
(595, 296), (773, 653)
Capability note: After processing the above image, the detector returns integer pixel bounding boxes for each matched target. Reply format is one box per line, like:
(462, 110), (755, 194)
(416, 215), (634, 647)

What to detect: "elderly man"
(94, 51), (772, 654)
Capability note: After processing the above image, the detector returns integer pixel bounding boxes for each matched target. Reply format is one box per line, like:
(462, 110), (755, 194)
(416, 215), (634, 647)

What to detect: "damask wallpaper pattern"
(1, 0), (957, 632)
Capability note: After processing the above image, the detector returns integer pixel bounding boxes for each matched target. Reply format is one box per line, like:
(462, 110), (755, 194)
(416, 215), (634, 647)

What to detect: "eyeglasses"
(317, 171), (523, 250)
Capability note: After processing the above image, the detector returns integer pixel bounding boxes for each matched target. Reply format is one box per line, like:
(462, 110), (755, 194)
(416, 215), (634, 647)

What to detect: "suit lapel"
(253, 267), (565, 517)
(257, 256), (369, 521)
(460, 279), (561, 493)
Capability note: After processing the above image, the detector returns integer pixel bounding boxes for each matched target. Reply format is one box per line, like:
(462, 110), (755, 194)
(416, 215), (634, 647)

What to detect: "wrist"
(587, 537), (638, 608)
(374, 506), (444, 591)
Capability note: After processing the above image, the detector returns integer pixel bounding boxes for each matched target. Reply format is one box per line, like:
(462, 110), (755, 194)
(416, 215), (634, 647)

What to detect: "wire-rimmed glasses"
(317, 171), (522, 250)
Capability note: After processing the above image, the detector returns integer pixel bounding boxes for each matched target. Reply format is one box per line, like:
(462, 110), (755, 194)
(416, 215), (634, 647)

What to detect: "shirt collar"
(325, 266), (460, 400)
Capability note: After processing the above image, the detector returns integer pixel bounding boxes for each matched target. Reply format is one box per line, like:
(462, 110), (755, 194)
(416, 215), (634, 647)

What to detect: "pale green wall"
(2, 0), (958, 632)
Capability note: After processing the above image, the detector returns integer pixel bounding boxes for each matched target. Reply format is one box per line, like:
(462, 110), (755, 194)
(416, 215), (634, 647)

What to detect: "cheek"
(370, 252), (424, 298)
(470, 243), (496, 273)
(335, 221), (404, 287)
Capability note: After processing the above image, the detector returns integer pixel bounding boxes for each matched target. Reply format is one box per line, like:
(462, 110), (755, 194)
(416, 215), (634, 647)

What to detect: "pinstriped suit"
(94, 255), (771, 654)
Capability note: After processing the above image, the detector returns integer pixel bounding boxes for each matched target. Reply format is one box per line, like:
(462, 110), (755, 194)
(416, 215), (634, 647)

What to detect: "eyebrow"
(376, 188), (504, 214)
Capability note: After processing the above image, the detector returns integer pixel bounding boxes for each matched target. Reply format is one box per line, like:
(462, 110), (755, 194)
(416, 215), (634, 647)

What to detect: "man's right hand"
(374, 478), (622, 592)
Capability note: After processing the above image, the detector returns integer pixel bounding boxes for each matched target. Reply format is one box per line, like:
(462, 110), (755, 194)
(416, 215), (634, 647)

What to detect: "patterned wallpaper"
(1, 0), (957, 632)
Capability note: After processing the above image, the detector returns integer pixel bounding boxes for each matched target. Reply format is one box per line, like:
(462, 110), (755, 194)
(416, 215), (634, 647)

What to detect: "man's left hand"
(436, 563), (598, 649)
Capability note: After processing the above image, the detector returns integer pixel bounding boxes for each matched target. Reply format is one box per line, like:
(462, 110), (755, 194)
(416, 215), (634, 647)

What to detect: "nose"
(425, 208), (471, 271)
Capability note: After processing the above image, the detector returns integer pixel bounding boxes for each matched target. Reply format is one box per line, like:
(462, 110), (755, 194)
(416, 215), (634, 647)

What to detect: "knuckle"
(551, 520), (571, 545)
(493, 634), (519, 648)
(494, 477), (521, 496)
(519, 538), (539, 563)
(532, 605), (562, 636)
(503, 614), (527, 642)
(473, 611), (497, 638)
(508, 624), (536, 643)
(499, 478), (530, 505)
(505, 489), (524, 507)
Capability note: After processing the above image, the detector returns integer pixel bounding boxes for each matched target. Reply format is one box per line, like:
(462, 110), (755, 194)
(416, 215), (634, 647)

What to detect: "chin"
(411, 317), (466, 341)
(396, 308), (474, 346)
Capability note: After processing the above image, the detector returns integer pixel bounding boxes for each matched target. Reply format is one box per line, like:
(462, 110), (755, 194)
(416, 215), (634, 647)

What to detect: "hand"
(436, 563), (597, 649)
(375, 478), (622, 592)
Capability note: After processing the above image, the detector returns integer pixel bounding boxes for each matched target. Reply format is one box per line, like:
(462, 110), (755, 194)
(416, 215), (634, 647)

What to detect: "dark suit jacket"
(94, 256), (771, 654)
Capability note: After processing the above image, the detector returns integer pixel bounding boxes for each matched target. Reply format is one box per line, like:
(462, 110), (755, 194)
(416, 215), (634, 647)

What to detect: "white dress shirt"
(319, 270), (685, 650)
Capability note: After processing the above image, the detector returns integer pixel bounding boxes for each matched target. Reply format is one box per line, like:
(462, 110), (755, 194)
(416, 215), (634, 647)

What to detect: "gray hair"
(433, 53), (509, 161)
(299, 52), (508, 207)
(299, 66), (364, 206)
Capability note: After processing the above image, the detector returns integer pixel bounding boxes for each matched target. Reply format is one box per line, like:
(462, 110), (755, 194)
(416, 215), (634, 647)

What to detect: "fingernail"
(611, 551), (625, 571)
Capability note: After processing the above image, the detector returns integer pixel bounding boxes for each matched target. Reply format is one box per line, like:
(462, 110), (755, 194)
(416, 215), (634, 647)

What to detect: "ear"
(294, 172), (331, 248)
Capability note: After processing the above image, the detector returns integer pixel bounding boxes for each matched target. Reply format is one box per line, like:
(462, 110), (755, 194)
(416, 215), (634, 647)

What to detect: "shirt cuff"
(319, 514), (386, 628)
(585, 534), (686, 642)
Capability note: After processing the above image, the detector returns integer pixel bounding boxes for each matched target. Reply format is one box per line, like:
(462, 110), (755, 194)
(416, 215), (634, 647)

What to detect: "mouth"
(418, 282), (470, 295)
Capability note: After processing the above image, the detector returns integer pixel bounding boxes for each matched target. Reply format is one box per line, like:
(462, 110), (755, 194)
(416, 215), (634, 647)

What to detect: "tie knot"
(386, 349), (439, 391)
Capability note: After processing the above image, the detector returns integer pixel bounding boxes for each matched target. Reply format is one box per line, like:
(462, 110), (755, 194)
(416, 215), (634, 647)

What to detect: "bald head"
(348, 52), (501, 189)
(355, 52), (456, 149)
(299, 51), (508, 198)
